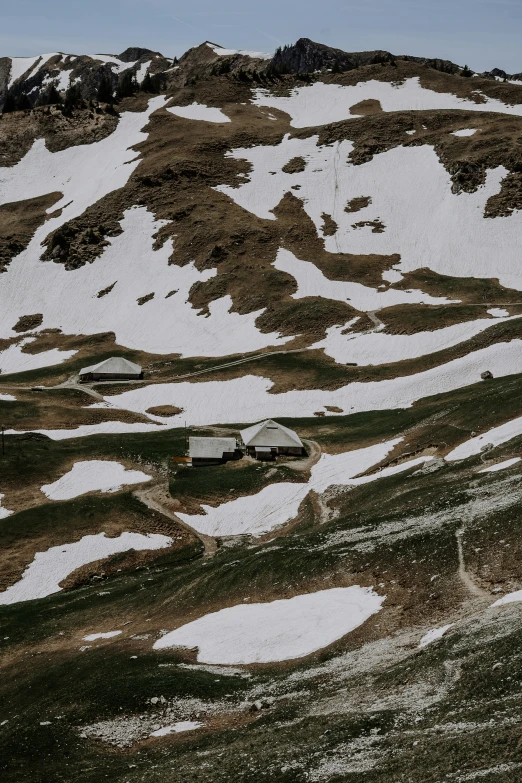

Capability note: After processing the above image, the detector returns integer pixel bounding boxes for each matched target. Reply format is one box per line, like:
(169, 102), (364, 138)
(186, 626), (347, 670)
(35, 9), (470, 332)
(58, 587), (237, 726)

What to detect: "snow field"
(0, 338), (77, 375)
(11, 335), (522, 441)
(153, 586), (385, 664)
(208, 43), (271, 60)
(313, 313), (520, 366)
(82, 339), (522, 432)
(478, 457), (521, 473)
(446, 413), (522, 461)
(216, 135), (522, 291)
(41, 460), (152, 501)
(418, 624), (453, 648)
(150, 721), (202, 737)
(0, 97), (167, 243)
(83, 631), (122, 641)
(177, 439), (433, 537)
(89, 54), (138, 73)
(8, 53), (60, 88)
(252, 77), (522, 128)
(0, 532), (172, 605)
(274, 249), (454, 312)
(0, 207), (289, 356)
(167, 103), (231, 123)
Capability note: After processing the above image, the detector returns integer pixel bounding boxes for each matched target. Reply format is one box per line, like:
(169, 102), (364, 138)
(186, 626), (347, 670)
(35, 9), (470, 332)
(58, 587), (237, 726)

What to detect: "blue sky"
(2, 0), (522, 73)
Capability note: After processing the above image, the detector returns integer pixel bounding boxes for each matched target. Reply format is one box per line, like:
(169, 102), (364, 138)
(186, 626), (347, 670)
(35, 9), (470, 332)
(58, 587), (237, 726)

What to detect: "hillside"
(2, 37), (522, 783)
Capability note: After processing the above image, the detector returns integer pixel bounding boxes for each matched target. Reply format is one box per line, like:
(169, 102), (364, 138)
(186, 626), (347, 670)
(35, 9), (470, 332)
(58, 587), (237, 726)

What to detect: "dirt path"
(134, 481), (217, 557)
(456, 528), (490, 601)
(279, 439), (322, 472)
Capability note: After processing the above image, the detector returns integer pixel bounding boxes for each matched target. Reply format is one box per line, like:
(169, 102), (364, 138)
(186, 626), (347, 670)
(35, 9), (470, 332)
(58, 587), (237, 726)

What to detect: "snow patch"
(83, 630), (122, 641)
(0, 339), (77, 375)
(419, 624), (453, 648)
(0, 393), (16, 401)
(0, 532), (172, 605)
(274, 248), (453, 312)
(153, 586), (385, 664)
(487, 308), (509, 318)
(167, 103), (230, 123)
(150, 721), (202, 737)
(0, 494), (13, 520)
(208, 44), (271, 60)
(451, 128), (477, 137)
(41, 460), (152, 500)
(89, 54), (137, 73)
(135, 60), (151, 84)
(252, 78), (522, 128)
(478, 457), (521, 473)
(8, 53), (59, 87)
(313, 314), (520, 366)
(446, 413), (522, 461)
(492, 589), (522, 607)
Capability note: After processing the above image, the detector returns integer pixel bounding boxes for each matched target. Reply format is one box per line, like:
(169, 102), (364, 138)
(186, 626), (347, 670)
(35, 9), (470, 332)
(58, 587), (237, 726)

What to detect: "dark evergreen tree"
(45, 84), (63, 105)
(16, 93), (32, 111)
(331, 60), (341, 74)
(116, 71), (138, 100)
(461, 64), (473, 78)
(97, 76), (114, 103)
(2, 93), (17, 113)
(140, 72), (153, 92)
(141, 73), (166, 93)
(64, 83), (83, 113)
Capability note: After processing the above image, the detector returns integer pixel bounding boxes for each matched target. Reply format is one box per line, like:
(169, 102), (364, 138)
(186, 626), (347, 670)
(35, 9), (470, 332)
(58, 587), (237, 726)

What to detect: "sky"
(2, 0), (522, 73)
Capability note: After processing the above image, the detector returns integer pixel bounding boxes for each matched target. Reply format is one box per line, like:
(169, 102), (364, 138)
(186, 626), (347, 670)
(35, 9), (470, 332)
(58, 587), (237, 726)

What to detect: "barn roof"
(79, 357), (142, 376)
(240, 419), (303, 448)
(189, 437), (237, 459)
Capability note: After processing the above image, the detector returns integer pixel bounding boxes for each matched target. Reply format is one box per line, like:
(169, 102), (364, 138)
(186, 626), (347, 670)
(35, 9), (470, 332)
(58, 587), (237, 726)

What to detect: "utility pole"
(1, 425), (4, 456)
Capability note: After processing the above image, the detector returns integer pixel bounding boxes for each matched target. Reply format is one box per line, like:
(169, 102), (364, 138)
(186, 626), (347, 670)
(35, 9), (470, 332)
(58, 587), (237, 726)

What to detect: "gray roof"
(79, 357), (142, 376)
(240, 419), (303, 448)
(189, 437), (237, 459)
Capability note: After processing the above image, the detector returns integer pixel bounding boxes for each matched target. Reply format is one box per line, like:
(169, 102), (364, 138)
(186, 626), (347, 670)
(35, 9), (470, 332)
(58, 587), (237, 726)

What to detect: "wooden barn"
(79, 357), (143, 382)
(240, 419), (305, 460)
(189, 437), (242, 466)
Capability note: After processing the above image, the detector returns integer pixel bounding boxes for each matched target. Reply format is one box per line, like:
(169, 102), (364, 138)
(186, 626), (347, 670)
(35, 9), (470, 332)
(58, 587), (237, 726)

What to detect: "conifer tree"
(116, 71), (138, 100)
(97, 76), (114, 103)
(461, 64), (473, 78)
(1, 93), (17, 113)
(64, 83), (83, 113)
(45, 84), (62, 105)
(16, 93), (32, 111)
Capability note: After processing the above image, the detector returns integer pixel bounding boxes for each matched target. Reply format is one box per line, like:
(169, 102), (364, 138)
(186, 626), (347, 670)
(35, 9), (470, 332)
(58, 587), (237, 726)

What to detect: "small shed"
(240, 419), (305, 458)
(189, 437), (242, 466)
(79, 357), (143, 382)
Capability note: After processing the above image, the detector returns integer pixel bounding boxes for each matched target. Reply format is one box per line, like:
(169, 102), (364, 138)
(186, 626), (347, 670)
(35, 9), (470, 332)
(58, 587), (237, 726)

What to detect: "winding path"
(133, 481), (217, 557)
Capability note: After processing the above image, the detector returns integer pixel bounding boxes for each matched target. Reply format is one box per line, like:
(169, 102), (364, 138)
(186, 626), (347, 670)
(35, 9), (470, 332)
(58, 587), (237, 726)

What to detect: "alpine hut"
(189, 437), (242, 467)
(79, 357), (143, 382)
(240, 419), (305, 460)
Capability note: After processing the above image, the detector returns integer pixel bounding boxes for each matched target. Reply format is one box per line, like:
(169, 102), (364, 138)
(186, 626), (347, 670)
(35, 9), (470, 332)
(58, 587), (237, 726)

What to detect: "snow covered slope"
(4, 41), (522, 783)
